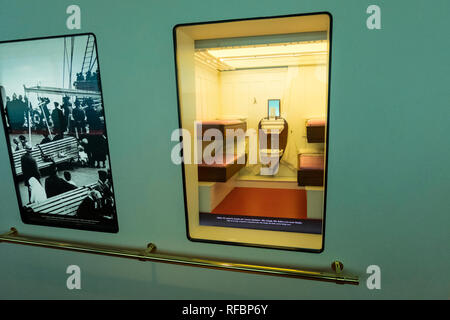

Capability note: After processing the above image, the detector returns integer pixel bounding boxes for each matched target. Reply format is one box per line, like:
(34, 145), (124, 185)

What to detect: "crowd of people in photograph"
(2, 89), (114, 220)
(19, 136), (114, 219)
(5, 92), (108, 167)
(76, 70), (99, 82)
(74, 69), (100, 92)
(23, 147), (115, 221)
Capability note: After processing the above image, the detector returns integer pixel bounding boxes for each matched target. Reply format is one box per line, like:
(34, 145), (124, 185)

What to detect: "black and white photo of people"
(0, 34), (118, 232)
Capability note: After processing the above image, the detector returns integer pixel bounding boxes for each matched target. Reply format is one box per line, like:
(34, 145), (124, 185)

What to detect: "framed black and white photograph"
(0, 33), (118, 233)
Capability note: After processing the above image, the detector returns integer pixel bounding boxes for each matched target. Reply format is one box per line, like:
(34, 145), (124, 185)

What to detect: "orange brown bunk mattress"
(197, 119), (247, 182)
(198, 154), (246, 182)
(306, 119), (326, 143)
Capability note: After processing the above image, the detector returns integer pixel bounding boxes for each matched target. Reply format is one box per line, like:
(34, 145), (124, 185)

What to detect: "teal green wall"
(0, 0), (448, 299)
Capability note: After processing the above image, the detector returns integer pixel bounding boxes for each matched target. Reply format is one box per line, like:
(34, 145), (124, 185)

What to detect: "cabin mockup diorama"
(0, 34), (118, 233)
(174, 13), (331, 251)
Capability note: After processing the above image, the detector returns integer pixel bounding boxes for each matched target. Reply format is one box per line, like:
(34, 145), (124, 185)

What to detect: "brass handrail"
(0, 228), (359, 285)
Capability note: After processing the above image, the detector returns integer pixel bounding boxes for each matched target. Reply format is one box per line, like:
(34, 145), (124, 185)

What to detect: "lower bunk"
(198, 154), (246, 182)
(297, 153), (324, 187)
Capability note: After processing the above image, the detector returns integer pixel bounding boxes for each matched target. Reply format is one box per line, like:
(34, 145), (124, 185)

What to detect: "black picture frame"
(0, 33), (119, 233)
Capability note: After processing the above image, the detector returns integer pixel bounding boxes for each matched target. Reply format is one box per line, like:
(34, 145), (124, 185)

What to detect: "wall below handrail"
(0, 227), (358, 285)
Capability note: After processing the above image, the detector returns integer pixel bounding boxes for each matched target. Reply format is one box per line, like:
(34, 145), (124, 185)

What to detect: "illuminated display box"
(174, 13), (331, 251)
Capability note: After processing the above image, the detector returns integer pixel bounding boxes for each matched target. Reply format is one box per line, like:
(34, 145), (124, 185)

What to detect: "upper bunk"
(306, 118), (326, 143)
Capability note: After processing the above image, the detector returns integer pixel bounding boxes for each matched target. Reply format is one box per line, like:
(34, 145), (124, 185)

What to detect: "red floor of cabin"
(210, 187), (307, 219)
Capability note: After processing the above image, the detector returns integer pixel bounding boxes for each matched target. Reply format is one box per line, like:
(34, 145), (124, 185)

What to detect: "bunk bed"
(197, 120), (247, 182)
